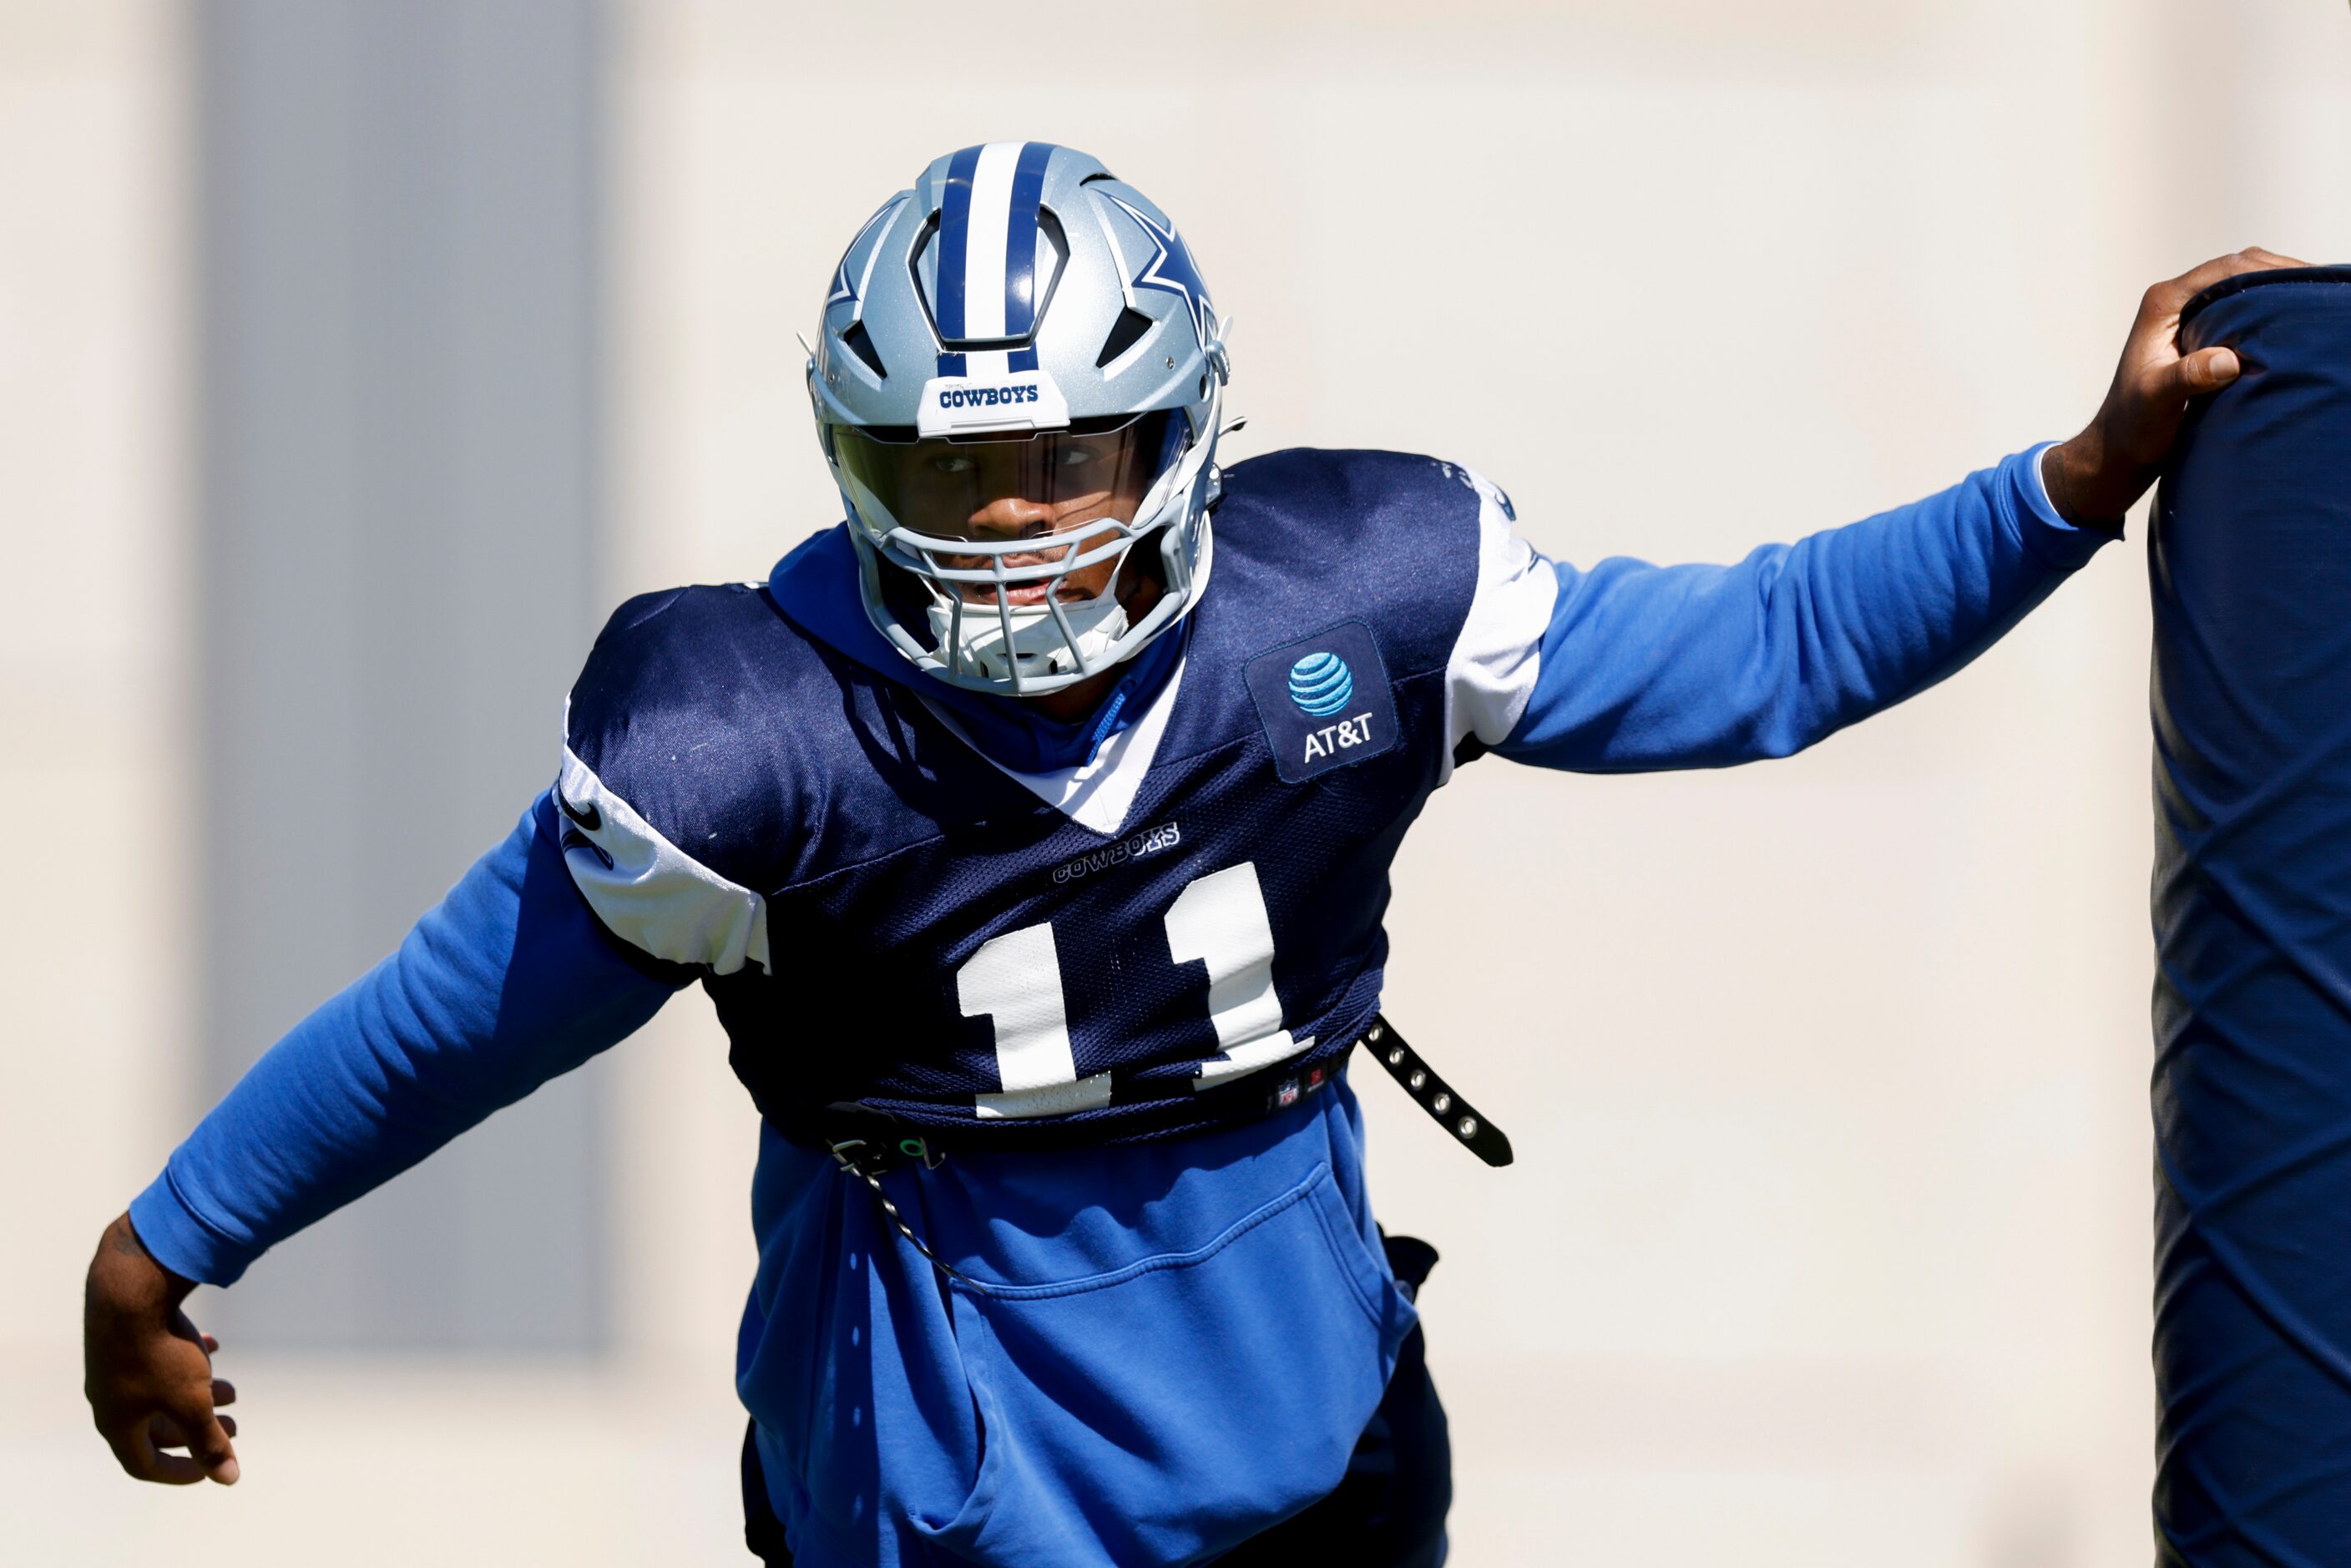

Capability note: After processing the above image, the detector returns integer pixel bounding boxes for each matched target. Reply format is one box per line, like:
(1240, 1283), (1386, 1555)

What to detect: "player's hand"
(2042, 247), (2312, 526)
(83, 1212), (240, 1485)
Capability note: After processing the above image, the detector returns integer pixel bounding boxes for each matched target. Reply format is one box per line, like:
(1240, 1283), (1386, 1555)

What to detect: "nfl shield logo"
(1277, 1078), (1301, 1108)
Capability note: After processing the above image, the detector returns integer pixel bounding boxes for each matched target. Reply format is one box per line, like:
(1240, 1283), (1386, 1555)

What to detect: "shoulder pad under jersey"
(555, 583), (822, 975)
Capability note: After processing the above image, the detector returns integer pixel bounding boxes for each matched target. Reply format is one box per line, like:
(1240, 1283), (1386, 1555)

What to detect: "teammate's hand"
(2042, 247), (2312, 526)
(83, 1212), (240, 1485)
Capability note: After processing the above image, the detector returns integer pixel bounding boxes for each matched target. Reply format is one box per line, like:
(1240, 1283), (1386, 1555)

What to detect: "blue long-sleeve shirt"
(129, 443), (2105, 1561)
(131, 792), (683, 1284)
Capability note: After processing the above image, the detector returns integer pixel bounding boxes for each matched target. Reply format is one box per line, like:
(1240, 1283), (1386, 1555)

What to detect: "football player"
(82, 141), (2299, 1567)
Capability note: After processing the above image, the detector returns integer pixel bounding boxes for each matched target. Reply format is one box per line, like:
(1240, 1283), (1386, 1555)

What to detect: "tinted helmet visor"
(832, 408), (1186, 555)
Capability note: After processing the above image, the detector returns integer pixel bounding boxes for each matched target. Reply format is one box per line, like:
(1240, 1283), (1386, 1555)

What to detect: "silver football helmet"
(806, 143), (1230, 696)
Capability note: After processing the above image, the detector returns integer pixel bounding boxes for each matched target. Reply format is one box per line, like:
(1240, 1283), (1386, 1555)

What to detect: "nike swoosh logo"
(556, 787), (601, 832)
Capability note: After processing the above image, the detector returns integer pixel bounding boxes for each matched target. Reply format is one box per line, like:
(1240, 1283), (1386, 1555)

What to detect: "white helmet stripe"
(959, 141), (1025, 341)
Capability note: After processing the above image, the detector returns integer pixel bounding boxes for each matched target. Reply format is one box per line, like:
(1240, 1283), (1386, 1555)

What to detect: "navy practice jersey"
(559, 448), (1550, 1147)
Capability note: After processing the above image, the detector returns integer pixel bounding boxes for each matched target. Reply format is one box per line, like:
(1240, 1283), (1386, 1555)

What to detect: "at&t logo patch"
(1287, 651), (1354, 716)
(1244, 620), (1398, 784)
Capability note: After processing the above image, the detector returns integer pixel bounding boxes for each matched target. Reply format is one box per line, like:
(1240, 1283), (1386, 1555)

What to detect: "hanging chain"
(827, 1139), (979, 1290)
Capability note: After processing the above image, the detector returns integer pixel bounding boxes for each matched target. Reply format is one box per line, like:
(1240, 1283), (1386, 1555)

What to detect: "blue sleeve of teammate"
(1494, 445), (2113, 771)
(126, 792), (689, 1286)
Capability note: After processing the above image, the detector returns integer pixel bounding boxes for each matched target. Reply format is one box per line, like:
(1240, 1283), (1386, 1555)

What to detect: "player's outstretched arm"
(1483, 249), (2305, 774)
(84, 792), (687, 1485)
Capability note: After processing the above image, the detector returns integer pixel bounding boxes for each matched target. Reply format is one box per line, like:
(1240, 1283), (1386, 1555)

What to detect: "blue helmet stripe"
(935, 144), (983, 342)
(1002, 141), (1054, 339)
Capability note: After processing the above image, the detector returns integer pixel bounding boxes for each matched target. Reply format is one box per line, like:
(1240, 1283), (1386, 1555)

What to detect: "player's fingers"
(201, 1334), (219, 1355)
(146, 1410), (199, 1454)
(2241, 246), (2312, 270)
(139, 1448), (209, 1485)
(2151, 249), (2308, 318)
(218, 1414), (237, 1439)
(190, 1411), (239, 1485)
(156, 1394), (240, 1485)
(120, 1416), (207, 1486)
(2164, 345), (2242, 397)
(211, 1378), (236, 1409)
(99, 1420), (164, 1482)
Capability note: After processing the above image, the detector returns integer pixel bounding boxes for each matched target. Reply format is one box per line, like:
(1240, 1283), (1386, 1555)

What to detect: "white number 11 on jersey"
(957, 861), (1312, 1120)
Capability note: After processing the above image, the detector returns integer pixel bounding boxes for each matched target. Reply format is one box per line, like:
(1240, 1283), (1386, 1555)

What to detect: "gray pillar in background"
(196, 0), (609, 1351)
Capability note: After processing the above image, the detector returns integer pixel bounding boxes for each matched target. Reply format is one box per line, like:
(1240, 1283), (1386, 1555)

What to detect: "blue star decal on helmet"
(1101, 191), (1216, 348)
(826, 195), (907, 316)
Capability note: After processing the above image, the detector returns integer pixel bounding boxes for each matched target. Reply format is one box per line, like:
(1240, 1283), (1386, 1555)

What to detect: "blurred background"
(5, 1), (2348, 1562)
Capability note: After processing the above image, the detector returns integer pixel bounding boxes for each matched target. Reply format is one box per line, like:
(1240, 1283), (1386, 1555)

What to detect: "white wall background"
(8, 0), (2351, 1562)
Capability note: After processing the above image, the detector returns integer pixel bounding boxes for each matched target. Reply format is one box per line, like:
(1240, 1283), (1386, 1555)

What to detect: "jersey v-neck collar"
(919, 651), (1187, 837)
(766, 524), (1195, 836)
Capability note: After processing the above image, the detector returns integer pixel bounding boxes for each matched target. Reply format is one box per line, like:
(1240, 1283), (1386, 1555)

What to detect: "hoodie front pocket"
(913, 1161), (1417, 1567)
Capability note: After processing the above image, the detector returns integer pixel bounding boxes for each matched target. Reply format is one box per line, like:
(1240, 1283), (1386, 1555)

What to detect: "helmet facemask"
(831, 387), (1220, 695)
